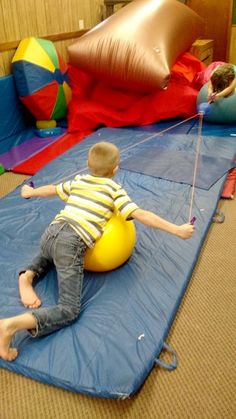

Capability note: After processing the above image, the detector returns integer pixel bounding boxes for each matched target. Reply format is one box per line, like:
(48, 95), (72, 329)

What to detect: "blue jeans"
(25, 222), (87, 337)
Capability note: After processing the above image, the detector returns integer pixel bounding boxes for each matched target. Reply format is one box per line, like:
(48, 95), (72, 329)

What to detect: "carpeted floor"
(0, 172), (29, 198)
(0, 172), (235, 419)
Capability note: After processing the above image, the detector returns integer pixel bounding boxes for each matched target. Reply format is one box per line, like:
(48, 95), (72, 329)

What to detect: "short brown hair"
(211, 64), (235, 93)
(88, 142), (120, 177)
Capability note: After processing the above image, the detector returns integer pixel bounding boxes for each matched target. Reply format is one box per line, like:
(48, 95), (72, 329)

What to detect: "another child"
(0, 142), (194, 361)
(207, 63), (236, 102)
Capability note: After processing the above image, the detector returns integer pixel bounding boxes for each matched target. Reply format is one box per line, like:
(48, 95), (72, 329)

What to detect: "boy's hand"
(21, 185), (34, 199)
(177, 223), (195, 240)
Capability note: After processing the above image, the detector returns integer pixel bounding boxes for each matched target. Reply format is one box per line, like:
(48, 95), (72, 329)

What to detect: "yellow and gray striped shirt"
(54, 174), (139, 247)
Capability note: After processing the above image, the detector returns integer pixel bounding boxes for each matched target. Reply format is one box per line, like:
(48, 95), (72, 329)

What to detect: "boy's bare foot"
(0, 320), (18, 361)
(19, 272), (41, 309)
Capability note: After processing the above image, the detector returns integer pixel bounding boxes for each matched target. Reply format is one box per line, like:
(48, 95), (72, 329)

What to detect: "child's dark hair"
(210, 64), (235, 93)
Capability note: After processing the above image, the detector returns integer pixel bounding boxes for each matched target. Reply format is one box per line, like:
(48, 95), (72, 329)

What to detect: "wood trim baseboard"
(0, 30), (88, 52)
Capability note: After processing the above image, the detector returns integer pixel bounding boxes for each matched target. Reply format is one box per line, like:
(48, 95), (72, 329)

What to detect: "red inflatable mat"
(67, 53), (205, 134)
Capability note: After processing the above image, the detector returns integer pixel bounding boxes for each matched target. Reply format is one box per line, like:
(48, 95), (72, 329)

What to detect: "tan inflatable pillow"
(68, 0), (203, 93)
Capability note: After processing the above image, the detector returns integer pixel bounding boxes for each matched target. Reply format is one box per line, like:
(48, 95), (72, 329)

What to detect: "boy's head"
(88, 142), (120, 177)
(211, 64), (235, 93)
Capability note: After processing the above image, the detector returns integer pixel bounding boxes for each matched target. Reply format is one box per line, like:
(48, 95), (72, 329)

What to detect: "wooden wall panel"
(0, 0), (20, 43)
(0, 52), (13, 76)
(187, 0), (233, 62)
(1, 0), (236, 76)
(0, 0), (104, 76)
(229, 25), (236, 64)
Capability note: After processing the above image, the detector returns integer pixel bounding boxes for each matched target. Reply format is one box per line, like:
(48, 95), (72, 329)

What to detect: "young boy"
(208, 63), (236, 102)
(0, 142), (194, 361)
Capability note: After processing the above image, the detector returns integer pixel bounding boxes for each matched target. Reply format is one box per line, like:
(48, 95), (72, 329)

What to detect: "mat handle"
(154, 342), (178, 371)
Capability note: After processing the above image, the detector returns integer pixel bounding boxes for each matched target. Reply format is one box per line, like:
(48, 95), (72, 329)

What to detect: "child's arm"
(21, 184), (57, 199)
(214, 78), (236, 99)
(207, 81), (217, 103)
(209, 78), (236, 102)
(131, 208), (194, 240)
(207, 80), (213, 100)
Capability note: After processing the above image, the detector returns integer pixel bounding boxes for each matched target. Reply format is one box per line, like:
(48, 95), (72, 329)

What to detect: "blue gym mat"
(0, 75), (35, 152)
(120, 138), (235, 190)
(0, 125), (235, 398)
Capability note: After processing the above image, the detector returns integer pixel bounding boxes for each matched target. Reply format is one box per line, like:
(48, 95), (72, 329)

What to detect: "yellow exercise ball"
(84, 212), (136, 272)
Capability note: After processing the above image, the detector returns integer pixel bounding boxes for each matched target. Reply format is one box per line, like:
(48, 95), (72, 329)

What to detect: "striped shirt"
(54, 174), (139, 247)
